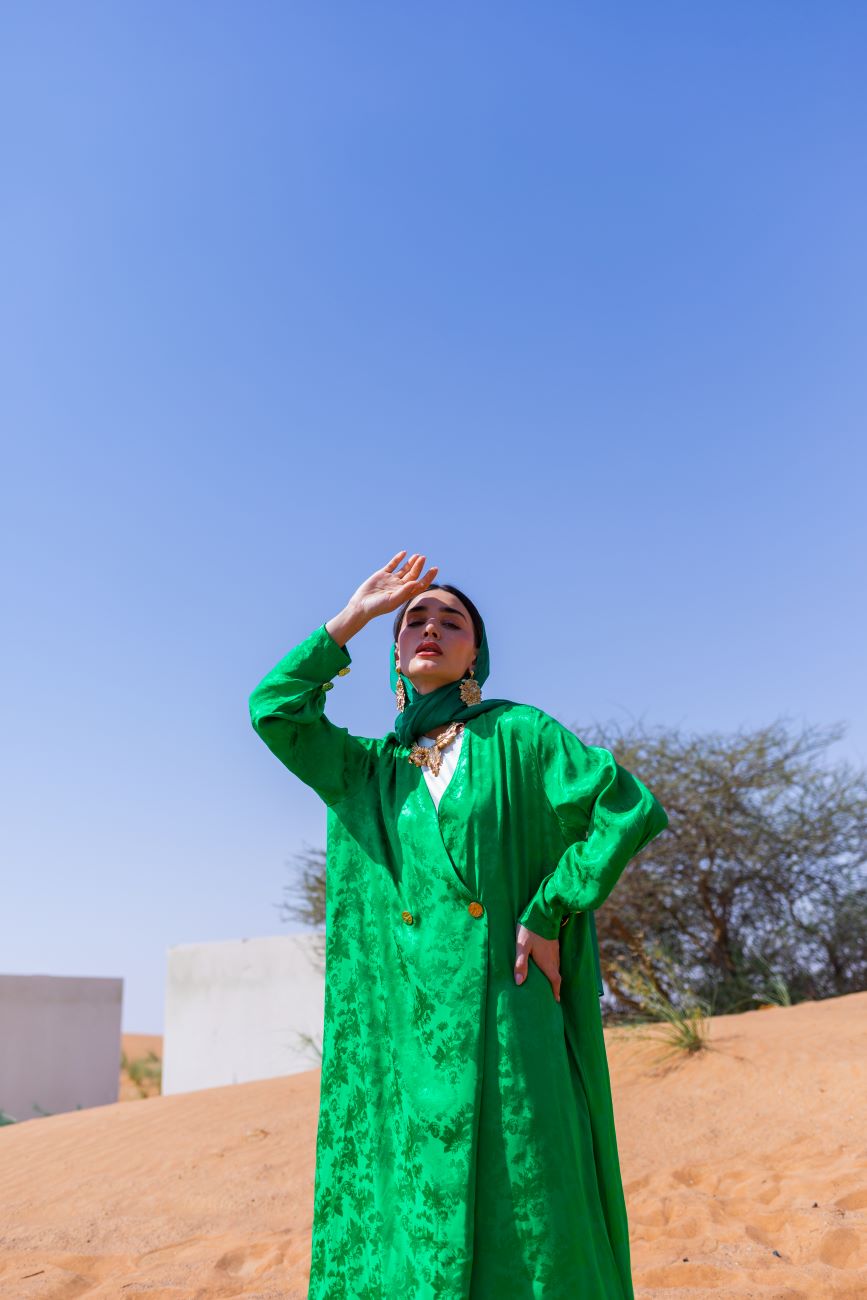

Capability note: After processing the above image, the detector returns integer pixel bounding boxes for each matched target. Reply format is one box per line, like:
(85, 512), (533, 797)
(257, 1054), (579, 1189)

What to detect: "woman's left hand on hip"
(514, 923), (561, 1003)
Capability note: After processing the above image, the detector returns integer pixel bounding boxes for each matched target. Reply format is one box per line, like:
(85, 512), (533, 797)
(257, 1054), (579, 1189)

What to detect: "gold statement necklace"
(407, 721), (464, 778)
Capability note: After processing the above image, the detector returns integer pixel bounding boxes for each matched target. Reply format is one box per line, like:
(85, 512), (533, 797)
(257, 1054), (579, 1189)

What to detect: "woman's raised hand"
(348, 552), (439, 623)
(325, 552), (438, 646)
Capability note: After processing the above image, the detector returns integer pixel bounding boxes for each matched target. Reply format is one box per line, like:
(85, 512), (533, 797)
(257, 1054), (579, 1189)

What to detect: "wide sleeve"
(517, 710), (669, 939)
(248, 623), (381, 807)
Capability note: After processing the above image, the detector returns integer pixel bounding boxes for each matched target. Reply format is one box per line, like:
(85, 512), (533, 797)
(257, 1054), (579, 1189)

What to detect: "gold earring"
(459, 666), (481, 706)
(395, 671), (408, 712)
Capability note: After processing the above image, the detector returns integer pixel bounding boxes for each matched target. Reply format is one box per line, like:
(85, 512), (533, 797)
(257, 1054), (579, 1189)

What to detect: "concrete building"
(0, 974), (123, 1124)
(162, 932), (325, 1095)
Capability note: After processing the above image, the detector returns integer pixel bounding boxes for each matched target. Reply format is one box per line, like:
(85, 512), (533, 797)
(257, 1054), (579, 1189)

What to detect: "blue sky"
(2, 4), (865, 1033)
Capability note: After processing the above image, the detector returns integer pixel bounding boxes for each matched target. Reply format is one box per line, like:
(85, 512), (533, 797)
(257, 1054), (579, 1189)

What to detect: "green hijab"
(389, 618), (511, 746)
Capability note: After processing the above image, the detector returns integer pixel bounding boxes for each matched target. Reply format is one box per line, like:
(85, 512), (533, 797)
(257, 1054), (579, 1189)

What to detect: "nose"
(424, 619), (439, 638)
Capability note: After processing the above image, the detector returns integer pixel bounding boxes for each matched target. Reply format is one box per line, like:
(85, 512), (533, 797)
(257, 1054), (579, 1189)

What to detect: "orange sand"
(0, 992), (865, 1297)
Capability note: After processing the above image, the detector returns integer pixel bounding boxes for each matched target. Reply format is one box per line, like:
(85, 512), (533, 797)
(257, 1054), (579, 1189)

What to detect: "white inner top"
(417, 729), (464, 812)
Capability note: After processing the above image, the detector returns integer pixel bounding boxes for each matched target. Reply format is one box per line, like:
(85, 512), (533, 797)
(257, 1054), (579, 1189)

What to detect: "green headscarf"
(389, 618), (511, 746)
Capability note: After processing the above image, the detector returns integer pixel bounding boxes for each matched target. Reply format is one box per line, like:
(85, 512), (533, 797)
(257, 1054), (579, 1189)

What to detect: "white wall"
(162, 932), (325, 1095)
(0, 974), (123, 1124)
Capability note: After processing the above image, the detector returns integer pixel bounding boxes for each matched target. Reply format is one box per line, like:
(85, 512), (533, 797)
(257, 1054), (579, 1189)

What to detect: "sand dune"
(1, 992), (865, 1297)
(613, 991), (867, 1298)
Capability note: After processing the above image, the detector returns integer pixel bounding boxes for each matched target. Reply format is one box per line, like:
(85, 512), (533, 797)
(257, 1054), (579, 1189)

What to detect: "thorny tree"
(588, 716), (867, 1015)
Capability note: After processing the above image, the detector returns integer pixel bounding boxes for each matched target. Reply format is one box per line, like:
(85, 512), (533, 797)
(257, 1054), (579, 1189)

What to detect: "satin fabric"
(389, 617), (624, 990)
(249, 624), (669, 1299)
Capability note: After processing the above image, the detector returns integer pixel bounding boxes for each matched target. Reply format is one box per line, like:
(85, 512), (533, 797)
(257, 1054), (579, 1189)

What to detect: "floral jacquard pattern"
(249, 625), (669, 1299)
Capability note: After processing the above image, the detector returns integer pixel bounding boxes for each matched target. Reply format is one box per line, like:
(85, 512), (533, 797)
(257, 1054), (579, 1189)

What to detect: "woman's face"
(395, 591), (477, 695)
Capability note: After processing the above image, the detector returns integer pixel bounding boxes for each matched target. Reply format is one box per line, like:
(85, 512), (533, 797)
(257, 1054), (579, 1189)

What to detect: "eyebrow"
(406, 603), (467, 620)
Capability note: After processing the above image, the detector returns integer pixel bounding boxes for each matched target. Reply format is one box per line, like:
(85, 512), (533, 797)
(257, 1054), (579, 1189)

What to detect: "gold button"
(337, 666), (351, 676)
(401, 910), (414, 925)
(321, 681), (333, 691)
(468, 901), (484, 918)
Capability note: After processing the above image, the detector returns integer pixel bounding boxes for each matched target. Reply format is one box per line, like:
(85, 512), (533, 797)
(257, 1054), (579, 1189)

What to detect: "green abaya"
(249, 624), (669, 1299)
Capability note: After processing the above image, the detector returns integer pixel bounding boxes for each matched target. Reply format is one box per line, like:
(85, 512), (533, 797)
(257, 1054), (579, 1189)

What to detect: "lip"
(416, 642), (442, 656)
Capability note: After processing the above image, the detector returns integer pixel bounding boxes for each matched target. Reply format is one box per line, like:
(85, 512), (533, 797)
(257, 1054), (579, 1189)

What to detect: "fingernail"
(515, 973), (524, 984)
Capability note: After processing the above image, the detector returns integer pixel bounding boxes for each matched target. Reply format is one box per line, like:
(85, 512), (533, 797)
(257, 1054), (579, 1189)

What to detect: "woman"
(249, 551), (669, 1300)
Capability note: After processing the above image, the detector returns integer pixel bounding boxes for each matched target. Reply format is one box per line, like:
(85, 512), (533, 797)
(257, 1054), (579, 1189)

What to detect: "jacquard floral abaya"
(249, 624), (669, 1299)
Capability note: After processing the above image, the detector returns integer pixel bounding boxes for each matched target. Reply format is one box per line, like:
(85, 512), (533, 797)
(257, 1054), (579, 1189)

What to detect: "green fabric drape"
(250, 624), (669, 1299)
(388, 619), (608, 993)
